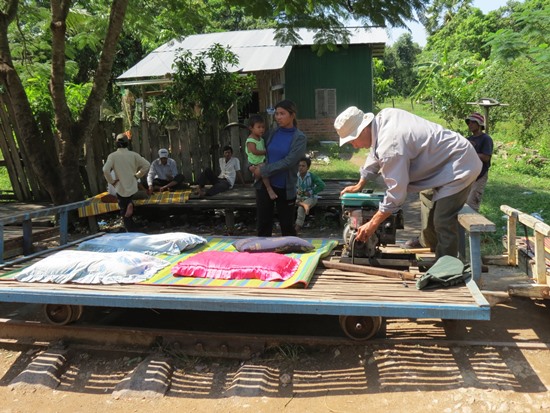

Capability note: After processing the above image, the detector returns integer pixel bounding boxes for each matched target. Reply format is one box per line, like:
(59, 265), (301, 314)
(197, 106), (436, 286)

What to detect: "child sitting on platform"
(295, 156), (325, 233)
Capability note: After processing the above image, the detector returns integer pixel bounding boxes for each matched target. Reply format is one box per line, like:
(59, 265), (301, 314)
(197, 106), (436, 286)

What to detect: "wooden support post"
(457, 205), (496, 285)
(534, 231), (546, 284)
(22, 218), (32, 256)
(468, 232), (483, 283)
(88, 216), (99, 234)
(224, 209), (235, 234)
(0, 224), (4, 264)
(59, 211), (68, 245)
(507, 211), (517, 266)
(458, 226), (466, 262)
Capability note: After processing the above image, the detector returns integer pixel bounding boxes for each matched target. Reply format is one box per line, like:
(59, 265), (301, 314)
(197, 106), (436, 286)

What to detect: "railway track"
(2, 316), (550, 355)
(1, 308), (550, 399)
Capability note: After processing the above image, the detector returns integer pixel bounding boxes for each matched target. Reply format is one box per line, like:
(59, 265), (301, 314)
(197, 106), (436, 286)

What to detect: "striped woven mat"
(78, 190), (191, 218)
(141, 237), (339, 288)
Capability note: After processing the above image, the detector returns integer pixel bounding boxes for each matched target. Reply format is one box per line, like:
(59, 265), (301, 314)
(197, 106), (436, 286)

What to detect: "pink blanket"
(171, 251), (300, 281)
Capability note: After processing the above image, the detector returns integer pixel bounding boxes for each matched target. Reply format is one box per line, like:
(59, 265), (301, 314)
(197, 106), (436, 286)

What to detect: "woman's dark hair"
(275, 99), (298, 127)
(299, 156), (311, 169)
(248, 114), (265, 128)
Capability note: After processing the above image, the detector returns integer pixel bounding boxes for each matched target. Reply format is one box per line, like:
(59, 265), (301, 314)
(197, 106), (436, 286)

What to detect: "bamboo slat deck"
(0, 200), (492, 323)
(0, 259), (489, 321)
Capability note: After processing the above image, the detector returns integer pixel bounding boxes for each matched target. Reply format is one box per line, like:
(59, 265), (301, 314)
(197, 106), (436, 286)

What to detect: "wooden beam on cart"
(0, 200), (91, 264)
(501, 204), (550, 285)
(457, 204), (496, 284)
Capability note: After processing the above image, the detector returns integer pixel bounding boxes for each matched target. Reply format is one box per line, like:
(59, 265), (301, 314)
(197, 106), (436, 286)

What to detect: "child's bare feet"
(125, 202), (134, 218)
(267, 189), (278, 200)
(298, 202), (310, 215)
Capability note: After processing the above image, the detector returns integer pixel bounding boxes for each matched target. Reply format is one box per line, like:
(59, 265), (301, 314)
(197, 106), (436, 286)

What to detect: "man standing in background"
(103, 133), (150, 231)
(465, 112), (493, 211)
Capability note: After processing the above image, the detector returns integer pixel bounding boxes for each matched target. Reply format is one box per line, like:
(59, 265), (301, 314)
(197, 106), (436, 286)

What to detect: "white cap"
(334, 106), (375, 146)
(158, 148), (169, 158)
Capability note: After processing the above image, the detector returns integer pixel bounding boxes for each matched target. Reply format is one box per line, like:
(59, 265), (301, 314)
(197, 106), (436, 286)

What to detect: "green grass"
(378, 98), (447, 126)
(0, 166), (12, 193)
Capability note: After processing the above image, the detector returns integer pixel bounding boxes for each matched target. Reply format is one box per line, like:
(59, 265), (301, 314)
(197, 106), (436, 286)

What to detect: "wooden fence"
(0, 101), (251, 202)
(84, 117), (251, 198)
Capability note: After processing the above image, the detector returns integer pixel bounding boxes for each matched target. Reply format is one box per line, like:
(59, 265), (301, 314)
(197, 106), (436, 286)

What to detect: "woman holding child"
(250, 100), (306, 237)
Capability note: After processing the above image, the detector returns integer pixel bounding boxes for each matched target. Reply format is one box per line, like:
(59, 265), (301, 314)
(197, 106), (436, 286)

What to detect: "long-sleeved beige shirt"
(102, 148), (150, 197)
(360, 108), (482, 214)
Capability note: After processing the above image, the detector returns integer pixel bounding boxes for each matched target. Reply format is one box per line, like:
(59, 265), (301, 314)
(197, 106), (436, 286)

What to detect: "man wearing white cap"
(335, 107), (482, 259)
(465, 112), (493, 211)
(146, 148), (189, 194)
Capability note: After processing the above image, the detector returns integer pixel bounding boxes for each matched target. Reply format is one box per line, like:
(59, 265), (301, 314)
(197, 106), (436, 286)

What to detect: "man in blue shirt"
(465, 113), (493, 211)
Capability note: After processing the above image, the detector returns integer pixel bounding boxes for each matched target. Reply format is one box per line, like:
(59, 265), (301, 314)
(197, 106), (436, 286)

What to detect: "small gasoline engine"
(341, 191), (404, 258)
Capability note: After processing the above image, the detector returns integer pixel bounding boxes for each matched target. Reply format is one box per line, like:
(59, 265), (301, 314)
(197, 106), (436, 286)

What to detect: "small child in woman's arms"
(246, 114), (277, 200)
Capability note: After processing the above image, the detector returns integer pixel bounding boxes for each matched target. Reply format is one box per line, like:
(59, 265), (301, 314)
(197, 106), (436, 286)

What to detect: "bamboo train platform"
(0, 238), (490, 340)
(0, 197), (492, 340)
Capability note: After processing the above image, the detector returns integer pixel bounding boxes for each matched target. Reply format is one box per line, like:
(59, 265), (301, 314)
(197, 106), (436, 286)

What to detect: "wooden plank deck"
(145, 179), (353, 210)
(0, 264), (489, 320)
(0, 200), (491, 322)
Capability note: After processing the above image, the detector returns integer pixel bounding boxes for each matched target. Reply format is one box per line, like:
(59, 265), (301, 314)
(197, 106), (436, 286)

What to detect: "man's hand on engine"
(355, 210), (393, 242)
(340, 185), (359, 196)
(355, 221), (376, 242)
(340, 178), (367, 197)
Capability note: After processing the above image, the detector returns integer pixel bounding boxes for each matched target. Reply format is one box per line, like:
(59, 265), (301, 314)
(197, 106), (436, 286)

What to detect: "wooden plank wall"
(0, 106), (251, 202)
(0, 95), (32, 200)
(86, 117), (251, 196)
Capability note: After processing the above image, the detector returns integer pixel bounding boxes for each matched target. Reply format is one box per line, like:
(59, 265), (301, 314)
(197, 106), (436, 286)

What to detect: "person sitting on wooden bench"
(146, 148), (189, 194)
(195, 145), (245, 197)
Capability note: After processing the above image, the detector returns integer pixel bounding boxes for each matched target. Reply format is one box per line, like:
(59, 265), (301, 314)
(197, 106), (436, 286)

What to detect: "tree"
(419, 0), (473, 36)
(382, 33), (421, 97)
(0, 0), (130, 204)
(480, 0), (550, 155)
(226, 0), (430, 48)
(151, 44), (255, 127)
(0, 0), (432, 205)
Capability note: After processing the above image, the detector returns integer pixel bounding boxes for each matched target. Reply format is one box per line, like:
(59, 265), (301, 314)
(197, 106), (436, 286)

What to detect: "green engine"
(341, 191), (404, 257)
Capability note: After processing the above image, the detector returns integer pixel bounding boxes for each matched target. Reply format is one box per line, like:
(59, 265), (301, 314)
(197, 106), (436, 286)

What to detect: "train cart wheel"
(43, 304), (74, 325)
(339, 315), (382, 341)
(70, 305), (84, 323)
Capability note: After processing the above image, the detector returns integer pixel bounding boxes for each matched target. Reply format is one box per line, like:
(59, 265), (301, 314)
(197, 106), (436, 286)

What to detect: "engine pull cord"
(351, 231), (357, 265)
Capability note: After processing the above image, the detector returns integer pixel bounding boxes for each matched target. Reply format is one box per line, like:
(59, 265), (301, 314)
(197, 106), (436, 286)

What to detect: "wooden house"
(117, 28), (387, 141)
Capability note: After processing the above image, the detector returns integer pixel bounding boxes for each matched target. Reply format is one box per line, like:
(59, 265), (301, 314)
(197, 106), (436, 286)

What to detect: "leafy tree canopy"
(225, 0), (429, 46)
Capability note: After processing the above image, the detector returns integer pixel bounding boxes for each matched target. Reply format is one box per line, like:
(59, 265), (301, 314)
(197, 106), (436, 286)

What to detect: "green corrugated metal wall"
(284, 45), (374, 118)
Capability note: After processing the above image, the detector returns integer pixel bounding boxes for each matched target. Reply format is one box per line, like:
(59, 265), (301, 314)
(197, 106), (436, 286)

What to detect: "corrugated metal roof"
(117, 27), (387, 81)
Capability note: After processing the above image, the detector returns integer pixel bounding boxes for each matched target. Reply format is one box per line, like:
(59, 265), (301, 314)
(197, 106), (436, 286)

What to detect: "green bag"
(416, 255), (471, 290)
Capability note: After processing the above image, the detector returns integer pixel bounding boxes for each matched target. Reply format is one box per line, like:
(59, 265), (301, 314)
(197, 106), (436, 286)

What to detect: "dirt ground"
(1, 181), (549, 412)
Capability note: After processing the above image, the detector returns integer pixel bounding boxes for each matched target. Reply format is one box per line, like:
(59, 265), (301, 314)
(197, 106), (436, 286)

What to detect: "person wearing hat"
(146, 148), (189, 194)
(103, 133), (150, 231)
(465, 112), (493, 211)
(335, 107), (482, 259)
